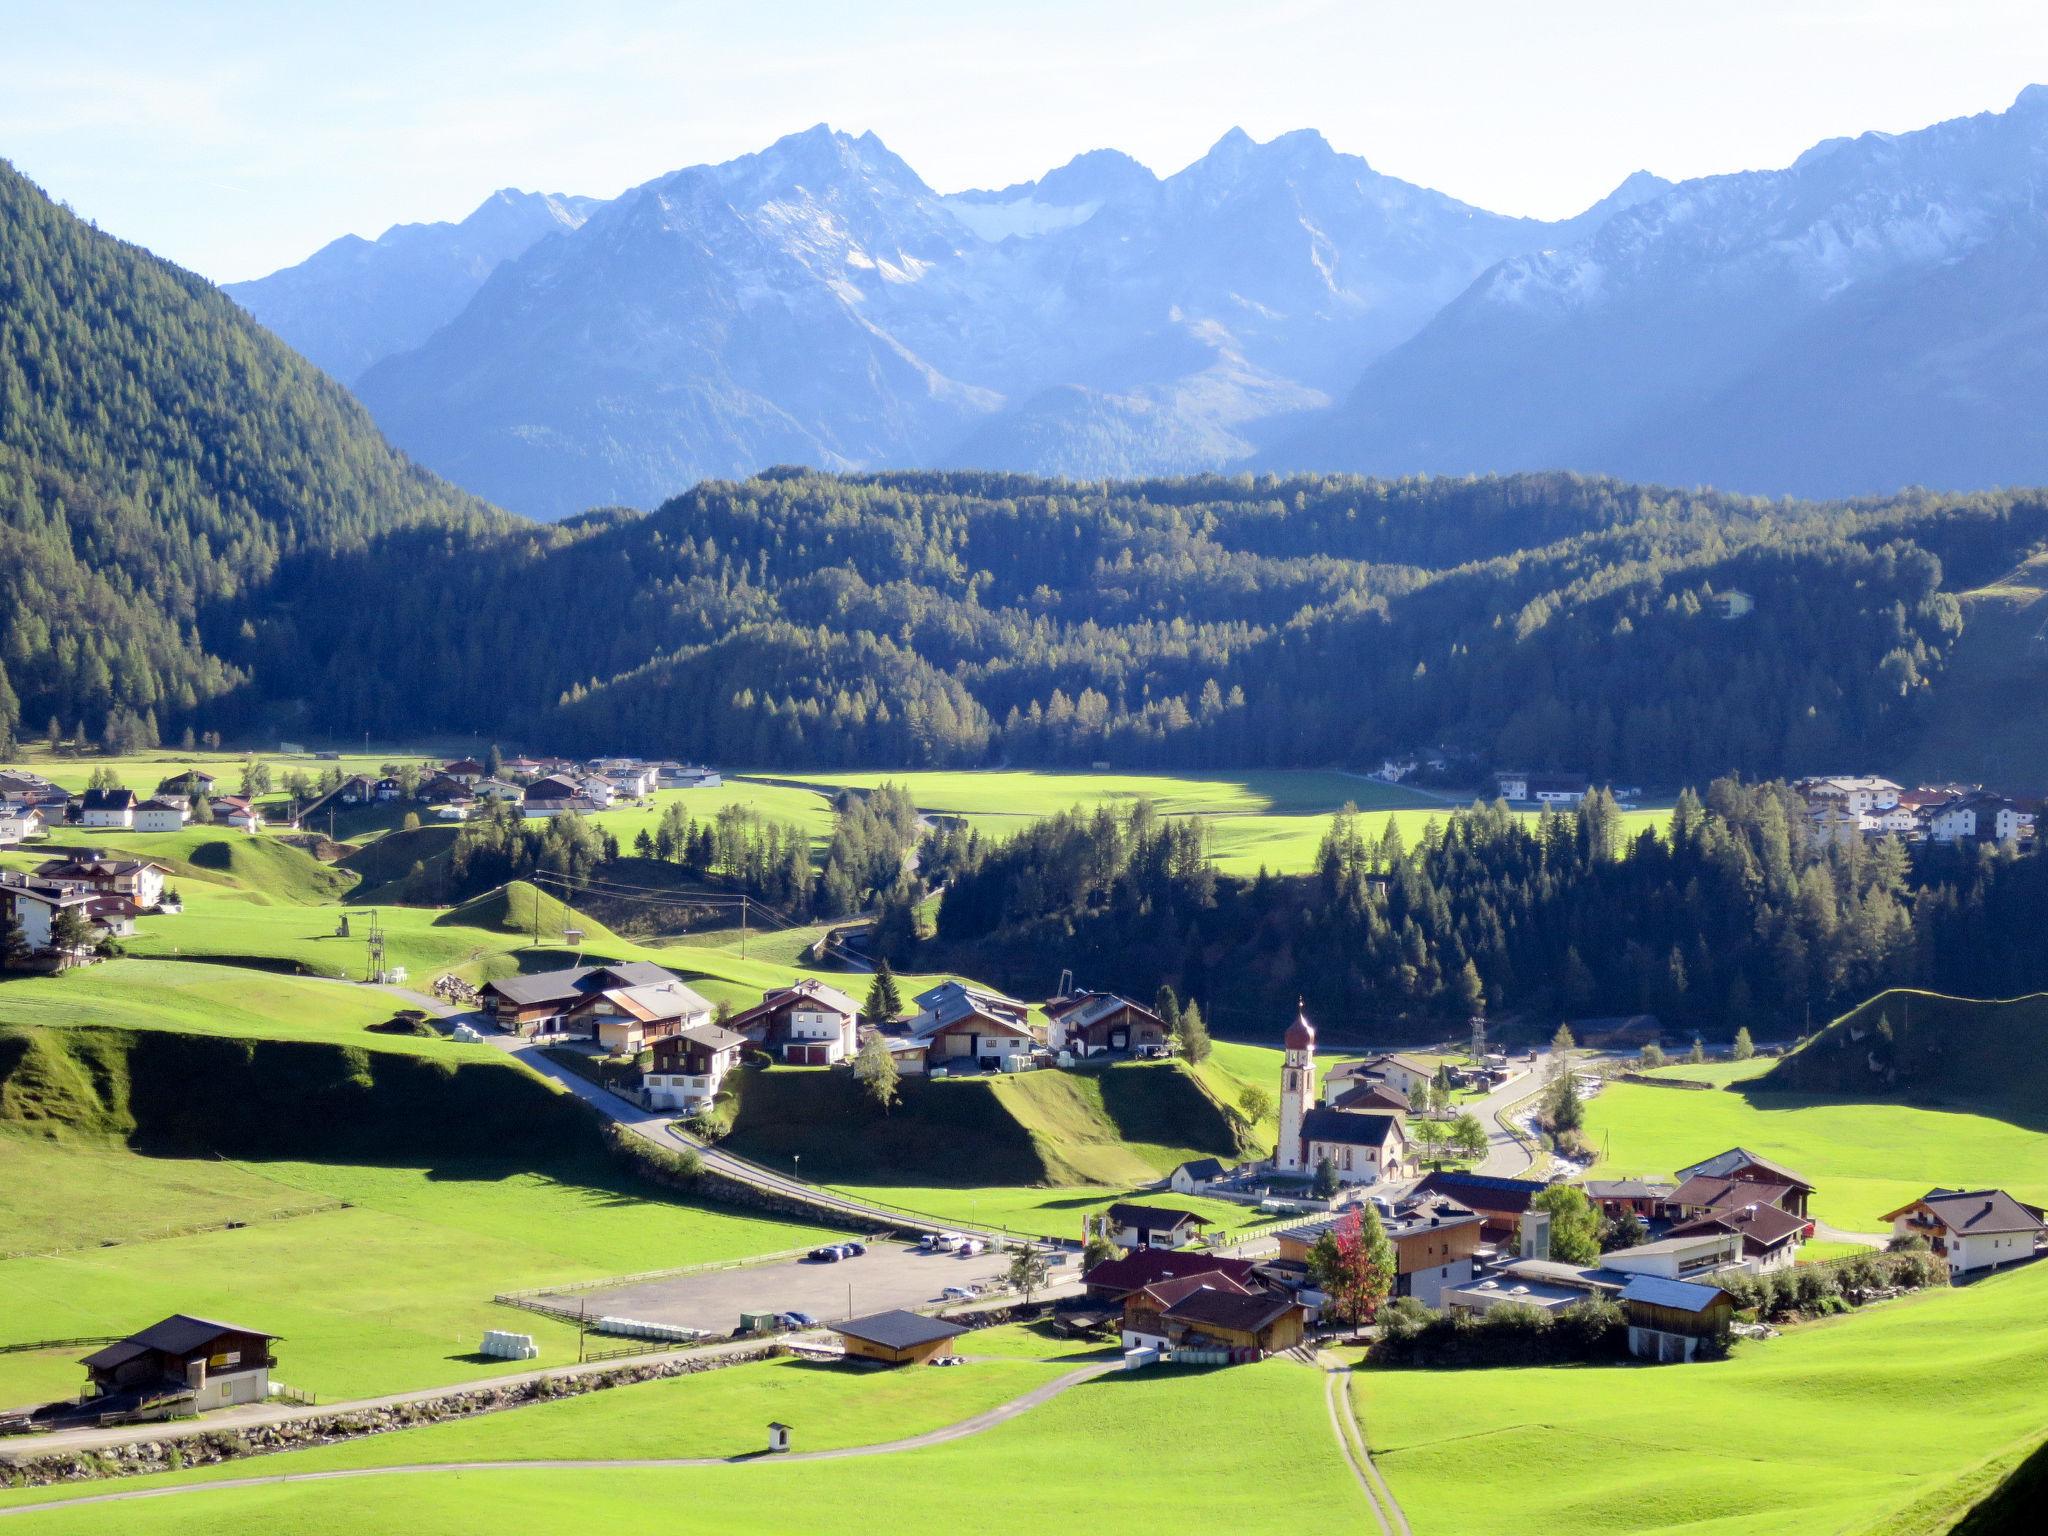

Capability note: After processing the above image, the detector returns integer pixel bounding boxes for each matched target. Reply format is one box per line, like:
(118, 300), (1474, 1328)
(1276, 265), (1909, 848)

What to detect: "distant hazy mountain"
(226, 188), (599, 383)
(259, 126), (1646, 516)
(1270, 87), (2048, 497)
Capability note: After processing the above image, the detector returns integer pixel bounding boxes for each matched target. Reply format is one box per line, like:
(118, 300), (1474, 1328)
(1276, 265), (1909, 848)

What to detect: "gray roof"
(484, 962), (678, 1008)
(1620, 1276), (1731, 1313)
(82, 1314), (273, 1369)
(1300, 1106), (1402, 1149)
(1890, 1188), (2046, 1236)
(1673, 1147), (1814, 1191)
(1582, 1179), (1676, 1200)
(913, 980), (1027, 1032)
(831, 1310), (967, 1351)
(1174, 1158), (1227, 1182)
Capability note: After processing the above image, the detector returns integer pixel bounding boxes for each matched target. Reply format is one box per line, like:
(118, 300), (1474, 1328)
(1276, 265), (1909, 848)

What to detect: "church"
(1275, 1009), (1414, 1187)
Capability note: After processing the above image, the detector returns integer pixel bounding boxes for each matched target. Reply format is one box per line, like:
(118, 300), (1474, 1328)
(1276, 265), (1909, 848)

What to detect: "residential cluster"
(0, 855), (172, 965)
(1794, 775), (2036, 846)
(320, 755), (722, 822)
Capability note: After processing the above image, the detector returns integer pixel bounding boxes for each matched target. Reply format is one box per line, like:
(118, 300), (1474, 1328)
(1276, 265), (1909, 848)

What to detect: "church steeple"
(1276, 1000), (1315, 1173)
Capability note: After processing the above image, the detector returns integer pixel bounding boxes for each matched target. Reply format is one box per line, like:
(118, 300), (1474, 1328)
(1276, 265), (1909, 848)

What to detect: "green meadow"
(0, 1353), (1358, 1535)
(1584, 1058), (2048, 1231)
(1362, 1258), (2048, 1536)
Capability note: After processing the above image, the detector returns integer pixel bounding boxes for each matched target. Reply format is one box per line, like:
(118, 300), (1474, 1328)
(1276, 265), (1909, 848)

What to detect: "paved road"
(0, 1361), (1122, 1518)
(1471, 1053), (1551, 1177)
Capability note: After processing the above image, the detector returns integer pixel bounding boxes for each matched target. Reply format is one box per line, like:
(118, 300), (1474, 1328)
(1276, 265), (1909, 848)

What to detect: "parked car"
(932, 1234), (966, 1253)
(939, 1285), (976, 1301)
(808, 1245), (844, 1262)
(959, 1238), (986, 1256)
(780, 1311), (817, 1329)
(839, 1241), (866, 1258)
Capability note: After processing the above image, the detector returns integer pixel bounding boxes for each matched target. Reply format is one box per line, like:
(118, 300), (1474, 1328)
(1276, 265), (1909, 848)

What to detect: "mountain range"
(224, 88), (2048, 518)
(227, 125), (1670, 517)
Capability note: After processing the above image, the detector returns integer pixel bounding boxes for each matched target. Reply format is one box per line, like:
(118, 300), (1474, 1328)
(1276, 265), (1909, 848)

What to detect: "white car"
(933, 1234), (966, 1253)
(940, 1285), (977, 1301)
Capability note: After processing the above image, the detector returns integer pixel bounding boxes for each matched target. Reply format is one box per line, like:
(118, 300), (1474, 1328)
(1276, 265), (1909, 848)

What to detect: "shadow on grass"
(1732, 1077), (2048, 1135)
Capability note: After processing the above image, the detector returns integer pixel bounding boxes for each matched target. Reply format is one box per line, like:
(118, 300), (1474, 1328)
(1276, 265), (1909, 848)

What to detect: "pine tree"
(863, 961), (903, 1026)
(1733, 1025), (1755, 1060)
(1175, 999), (1212, 1064)
(853, 1030), (900, 1114)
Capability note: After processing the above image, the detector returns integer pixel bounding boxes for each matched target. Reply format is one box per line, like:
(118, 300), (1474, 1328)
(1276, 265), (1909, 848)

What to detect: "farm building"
(830, 1310), (966, 1366)
(478, 961), (684, 1036)
(1621, 1276), (1734, 1362)
(1411, 1171), (1549, 1243)
(81, 1315), (277, 1419)
(1044, 990), (1167, 1055)
(1158, 1286), (1307, 1358)
(564, 978), (714, 1055)
(1670, 1148), (1816, 1218)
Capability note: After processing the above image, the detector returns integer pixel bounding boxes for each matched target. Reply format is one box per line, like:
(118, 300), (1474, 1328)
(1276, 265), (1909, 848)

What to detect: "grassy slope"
(0, 1018), (826, 1408)
(1362, 1260), (2048, 1536)
(0, 1356), (1356, 1536)
(1898, 550), (2048, 786)
(1583, 1054), (2048, 1231)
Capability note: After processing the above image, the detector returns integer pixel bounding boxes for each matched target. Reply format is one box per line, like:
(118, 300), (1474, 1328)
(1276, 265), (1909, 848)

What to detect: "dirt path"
(1317, 1351), (1410, 1536)
(0, 1361), (1120, 1519)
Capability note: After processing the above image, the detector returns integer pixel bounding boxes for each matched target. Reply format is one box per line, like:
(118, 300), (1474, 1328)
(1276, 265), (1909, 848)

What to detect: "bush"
(1368, 1297), (1624, 1369)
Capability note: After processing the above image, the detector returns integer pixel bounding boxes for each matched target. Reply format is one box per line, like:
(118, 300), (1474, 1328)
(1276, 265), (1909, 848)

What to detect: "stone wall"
(2, 1346), (776, 1490)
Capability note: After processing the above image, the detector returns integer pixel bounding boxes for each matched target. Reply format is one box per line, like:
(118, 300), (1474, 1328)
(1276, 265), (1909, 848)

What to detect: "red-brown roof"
(1082, 1248), (1260, 1298)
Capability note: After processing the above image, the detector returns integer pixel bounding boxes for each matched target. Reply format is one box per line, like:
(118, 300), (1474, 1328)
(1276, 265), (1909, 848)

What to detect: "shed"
(1620, 1276), (1734, 1362)
(830, 1309), (967, 1366)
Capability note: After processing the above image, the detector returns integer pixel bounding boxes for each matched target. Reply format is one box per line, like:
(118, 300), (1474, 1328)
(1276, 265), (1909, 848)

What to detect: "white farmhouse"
(1883, 1189), (2045, 1277)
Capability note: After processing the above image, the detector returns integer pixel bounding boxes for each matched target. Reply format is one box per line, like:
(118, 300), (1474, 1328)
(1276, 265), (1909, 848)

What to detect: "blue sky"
(4, 0), (2042, 282)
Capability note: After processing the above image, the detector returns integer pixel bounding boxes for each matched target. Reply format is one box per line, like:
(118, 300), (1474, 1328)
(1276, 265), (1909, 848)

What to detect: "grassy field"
(1361, 1258), (2048, 1536)
(763, 768), (1668, 873)
(0, 1350), (1357, 1534)
(0, 1010), (834, 1410)
(1584, 1057), (2048, 1230)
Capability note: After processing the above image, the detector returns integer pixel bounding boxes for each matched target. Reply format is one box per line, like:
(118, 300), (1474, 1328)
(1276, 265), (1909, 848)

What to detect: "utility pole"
(741, 895), (748, 960)
(533, 881), (541, 949)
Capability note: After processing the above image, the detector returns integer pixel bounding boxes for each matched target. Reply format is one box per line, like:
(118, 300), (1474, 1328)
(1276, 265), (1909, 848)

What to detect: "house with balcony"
(1883, 1189), (2045, 1277)
(641, 1021), (748, 1114)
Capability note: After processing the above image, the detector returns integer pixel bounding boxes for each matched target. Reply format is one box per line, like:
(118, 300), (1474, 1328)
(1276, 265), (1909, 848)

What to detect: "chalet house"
(1158, 1286), (1307, 1359)
(417, 773), (472, 803)
(1102, 1202), (1212, 1251)
(155, 770), (218, 798)
(0, 770), (66, 806)
(1665, 1200), (1810, 1274)
(441, 758), (487, 784)
(903, 981), (1039, 1072)
(1045, 990), (1167, 1055)
(725, 979), (863, 1064)
(605, 764), (660, 798)
(662, 765), (723, 788)
(1621, 1276), (1734, 1362)
(1297, 1107), (1411, 1187)
(1120, 1271), (1256, 1350)
(565, 978), (715, 1056)
(1350, 1052), (1436, 1101)
(831, 1310), (966, 1366)
(0, 804), (47, 845)
(132, 797), (188, 832)
(1797, 776), (1902, 814)
(81, 1315), (277, 1419)
(335, 774), (377, 805)
(472, 777), (524, 802)
(1581, 1179), (1677, 1219)
(1926, 792), (2030, 845)
(1277, 1194), (1484, 1308)
(78, 789), (138, 829)
(642, 1021), (749, 1113)
(1883, 1188), (2047, 1277)
(1669, 1149), (1815, 1218)
(1080, 1247), (1262, 1307)
(1496, 772), (1590, 807)
(210, 795), (265, 832)
(1329, 1079), (1413, 1114)
(1412, 1171), (1548, 1243)
(478, 961), (685, 1037)
(576, 777), (619, 808)
(0, 877), (98, 956)
(1168, 1158), (1231, 1196)
(522, 774), (583, 806)
(503, 756), (546, 779)
(39, 857), (168, 909)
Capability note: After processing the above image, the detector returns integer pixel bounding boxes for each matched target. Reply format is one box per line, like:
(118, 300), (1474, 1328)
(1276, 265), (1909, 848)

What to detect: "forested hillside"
(3, 148), (2047, 777)
(0, 159), (503, 753)
(921, 784), (2048, 1042)
(253, 469), (2048, 778)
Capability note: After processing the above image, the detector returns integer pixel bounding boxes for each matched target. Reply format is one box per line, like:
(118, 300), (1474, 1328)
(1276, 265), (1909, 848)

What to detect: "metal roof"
(1620, 1276), (1730, 1313)
(830, 1310), (967, 1351)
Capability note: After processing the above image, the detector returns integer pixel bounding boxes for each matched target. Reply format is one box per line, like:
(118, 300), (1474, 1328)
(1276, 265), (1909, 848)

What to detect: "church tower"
(1276, 1005), (1316, 1173)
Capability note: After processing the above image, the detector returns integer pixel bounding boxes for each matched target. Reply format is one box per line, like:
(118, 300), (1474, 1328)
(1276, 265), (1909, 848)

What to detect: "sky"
(4, 0), (2045, 282)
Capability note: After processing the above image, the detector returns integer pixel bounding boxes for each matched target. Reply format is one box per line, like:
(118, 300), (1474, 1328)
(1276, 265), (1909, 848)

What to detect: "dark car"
(839, 1241), (866, 1258)
(780, 1311), (817, 1329)
(808, 1245), (844, 1263)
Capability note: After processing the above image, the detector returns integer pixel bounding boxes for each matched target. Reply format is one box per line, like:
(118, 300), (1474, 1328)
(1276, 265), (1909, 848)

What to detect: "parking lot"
(533, 1240), (1025, 1334)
